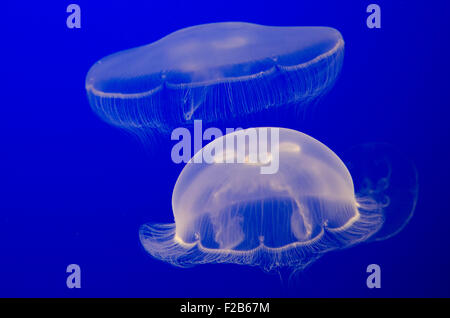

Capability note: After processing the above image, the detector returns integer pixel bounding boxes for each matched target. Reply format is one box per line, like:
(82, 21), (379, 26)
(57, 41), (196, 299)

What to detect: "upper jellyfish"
(86, 22), (344, 132)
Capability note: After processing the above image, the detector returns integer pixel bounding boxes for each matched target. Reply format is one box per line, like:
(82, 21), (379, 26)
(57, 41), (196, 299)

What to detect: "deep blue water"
(1, 1), (450, 297)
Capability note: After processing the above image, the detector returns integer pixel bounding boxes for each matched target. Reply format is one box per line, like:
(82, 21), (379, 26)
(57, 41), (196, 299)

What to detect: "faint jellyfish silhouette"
(139, 128), (418, 272)
(342, 143), (419, 241)
(85, 22), (344, 136)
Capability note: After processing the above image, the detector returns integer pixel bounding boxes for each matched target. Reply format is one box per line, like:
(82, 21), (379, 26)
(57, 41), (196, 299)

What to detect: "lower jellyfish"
(139, 128), (418, 272)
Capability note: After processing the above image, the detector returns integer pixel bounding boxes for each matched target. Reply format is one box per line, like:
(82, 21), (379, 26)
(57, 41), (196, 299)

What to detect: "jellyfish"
(342, 143), (419, 241)
(139, 128), (418, 272)
(85, 22), (344, 134)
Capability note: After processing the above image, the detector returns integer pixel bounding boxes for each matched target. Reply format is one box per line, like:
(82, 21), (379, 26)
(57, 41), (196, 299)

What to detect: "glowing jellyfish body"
(86, 22), (344, 133)
(140, 128), (385, 271)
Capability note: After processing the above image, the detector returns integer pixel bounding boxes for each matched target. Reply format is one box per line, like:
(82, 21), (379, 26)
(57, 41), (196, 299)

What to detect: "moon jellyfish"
(86, 22), (344, 134)
(139, 128), (417, 272)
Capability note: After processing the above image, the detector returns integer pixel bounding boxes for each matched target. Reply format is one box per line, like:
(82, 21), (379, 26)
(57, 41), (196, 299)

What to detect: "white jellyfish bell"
(139, 128), (418, 272)
(85, 22), (344, 135)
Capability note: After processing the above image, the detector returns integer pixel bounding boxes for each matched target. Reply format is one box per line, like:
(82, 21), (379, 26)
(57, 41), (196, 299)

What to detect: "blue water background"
(1, 1), (450, 297)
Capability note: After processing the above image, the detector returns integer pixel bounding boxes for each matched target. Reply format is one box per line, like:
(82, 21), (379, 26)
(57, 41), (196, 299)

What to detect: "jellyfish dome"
(86, 22), (344, 133)
(139, 128), (386, 272)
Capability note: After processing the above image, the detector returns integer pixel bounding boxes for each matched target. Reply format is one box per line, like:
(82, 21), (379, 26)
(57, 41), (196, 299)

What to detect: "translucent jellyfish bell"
(86, 22), (344, 133)
(139, 128), (415, 272)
